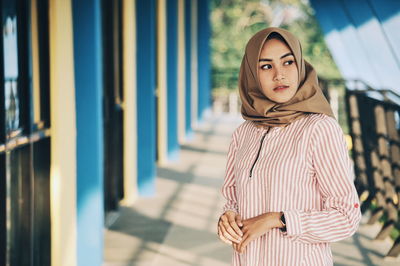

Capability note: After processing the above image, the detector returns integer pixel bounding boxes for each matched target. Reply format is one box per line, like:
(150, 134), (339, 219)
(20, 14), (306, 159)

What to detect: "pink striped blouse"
(221, 113), (361, 266)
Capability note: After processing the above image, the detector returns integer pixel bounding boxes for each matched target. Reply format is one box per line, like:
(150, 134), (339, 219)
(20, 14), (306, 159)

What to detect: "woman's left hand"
(235, 212), (282, 254)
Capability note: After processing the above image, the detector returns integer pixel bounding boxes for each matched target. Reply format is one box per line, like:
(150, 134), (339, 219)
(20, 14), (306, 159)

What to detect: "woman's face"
(258, 38), (299, 103)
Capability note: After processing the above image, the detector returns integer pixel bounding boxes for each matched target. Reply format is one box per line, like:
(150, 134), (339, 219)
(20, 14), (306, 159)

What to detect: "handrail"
(319, 78), (400, 106)
(0, 128), (51, 153)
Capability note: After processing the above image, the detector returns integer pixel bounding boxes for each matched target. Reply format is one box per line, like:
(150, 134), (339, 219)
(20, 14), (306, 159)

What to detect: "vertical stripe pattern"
(221, 113), (361, 266)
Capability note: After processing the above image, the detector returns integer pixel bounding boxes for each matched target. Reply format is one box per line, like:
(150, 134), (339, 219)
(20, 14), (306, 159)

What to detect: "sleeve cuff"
(221, 205), (238, 217)
(281, 210), (303, 236)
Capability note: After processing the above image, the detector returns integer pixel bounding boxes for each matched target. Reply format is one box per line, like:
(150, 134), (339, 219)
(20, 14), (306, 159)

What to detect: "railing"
(322, 78), (400, 258)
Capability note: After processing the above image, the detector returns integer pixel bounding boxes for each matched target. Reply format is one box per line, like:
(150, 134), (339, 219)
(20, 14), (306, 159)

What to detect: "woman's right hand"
(217, 210), (243, 245)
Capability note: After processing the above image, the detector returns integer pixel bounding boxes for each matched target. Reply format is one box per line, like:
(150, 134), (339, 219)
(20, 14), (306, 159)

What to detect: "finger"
(218, 227), (233, 245)
(239, 233), (253, 253)
(228, 217), (243, 238)
(232, 242), (240, 252)
(225, 225), (242, 242)
(235, 214), (243, 227)
(220, 214), (228, 223)
(237, 233), (247, 252)
(220, 235), (233, 245)
(221, 218), (242, 242)
(222, 213), (243, 242)
(220, 223), (241, 244)
(241, 226), (248, 234)
(234, 242), (241, 253)
(241, 219), (250, 227)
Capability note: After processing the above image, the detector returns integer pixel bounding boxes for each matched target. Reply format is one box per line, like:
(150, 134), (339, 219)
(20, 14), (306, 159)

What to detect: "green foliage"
(211, 0), (342, 91)
(210, 0), (268, 71)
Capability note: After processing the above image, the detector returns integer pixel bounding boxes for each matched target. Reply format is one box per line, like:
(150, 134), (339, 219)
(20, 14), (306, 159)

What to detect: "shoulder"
(231, 120), (256, 140)
(305, 113), (338, 126)
(310, 113), (342, 133)
(288, 113), (339, 135)
(306, 113), (344, 143)
(233, 120), (256, 134)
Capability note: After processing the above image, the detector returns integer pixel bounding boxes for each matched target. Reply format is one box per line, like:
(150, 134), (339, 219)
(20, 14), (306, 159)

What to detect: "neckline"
(252, 113), (312, 132)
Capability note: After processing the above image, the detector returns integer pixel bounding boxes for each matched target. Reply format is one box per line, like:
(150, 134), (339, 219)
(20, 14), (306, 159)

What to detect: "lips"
(273, 85), (289, 91)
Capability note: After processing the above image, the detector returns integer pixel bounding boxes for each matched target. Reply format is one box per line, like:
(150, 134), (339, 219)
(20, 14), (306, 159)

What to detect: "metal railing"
(322, 78), (400, 258)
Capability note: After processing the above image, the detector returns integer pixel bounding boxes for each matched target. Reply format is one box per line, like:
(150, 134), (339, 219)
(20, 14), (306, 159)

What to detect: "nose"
(273, 66), (285, 81)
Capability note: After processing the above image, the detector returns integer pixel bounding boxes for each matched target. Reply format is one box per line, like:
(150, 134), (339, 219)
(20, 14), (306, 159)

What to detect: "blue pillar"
(167, 0), (180, 161)
(197, 0), (211, 121)
(185, 0), (192, 137)
(72, 0), (104, 265)
(136, 0), (157, 196)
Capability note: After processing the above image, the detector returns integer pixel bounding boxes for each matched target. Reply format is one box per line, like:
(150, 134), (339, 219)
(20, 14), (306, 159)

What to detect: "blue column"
(136, 0), (157, 196)
(197, 0), (211, 121)
(167, 0), (180, 161)
(72, 0), (104, 265)
(185, 0), (192, 137)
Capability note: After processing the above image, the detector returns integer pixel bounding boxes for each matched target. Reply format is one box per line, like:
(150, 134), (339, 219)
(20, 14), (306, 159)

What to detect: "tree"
(210, 0), (341, 91)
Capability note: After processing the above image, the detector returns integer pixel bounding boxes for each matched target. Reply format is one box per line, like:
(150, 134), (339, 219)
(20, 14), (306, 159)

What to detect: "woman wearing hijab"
(217, 27), (361, 265)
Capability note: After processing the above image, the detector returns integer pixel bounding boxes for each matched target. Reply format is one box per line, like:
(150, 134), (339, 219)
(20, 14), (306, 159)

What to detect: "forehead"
(260, 38), (292, 56)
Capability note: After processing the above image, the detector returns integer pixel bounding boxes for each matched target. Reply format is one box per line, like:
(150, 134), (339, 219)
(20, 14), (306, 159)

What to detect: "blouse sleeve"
(221, 130), (239, 215)
(282, 117), (362, 244)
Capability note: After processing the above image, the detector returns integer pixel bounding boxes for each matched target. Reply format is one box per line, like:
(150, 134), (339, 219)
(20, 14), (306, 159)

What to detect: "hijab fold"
(239, 27), (335, 127)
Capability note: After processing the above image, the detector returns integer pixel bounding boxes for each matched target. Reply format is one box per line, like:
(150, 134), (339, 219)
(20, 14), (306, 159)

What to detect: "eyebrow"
(259, 52), (294, 62)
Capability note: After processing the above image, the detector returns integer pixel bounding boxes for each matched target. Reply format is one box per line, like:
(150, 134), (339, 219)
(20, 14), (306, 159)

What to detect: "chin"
(274, 96), (295, 104)
(279, 92), (296, 103)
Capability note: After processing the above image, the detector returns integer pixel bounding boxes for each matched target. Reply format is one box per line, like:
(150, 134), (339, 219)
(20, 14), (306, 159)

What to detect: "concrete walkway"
(103, 114), (400, 266)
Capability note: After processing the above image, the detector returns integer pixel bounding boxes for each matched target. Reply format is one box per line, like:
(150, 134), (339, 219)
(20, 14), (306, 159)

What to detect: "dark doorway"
(101, 0), (124, 226)
(1, 0), (51, 265)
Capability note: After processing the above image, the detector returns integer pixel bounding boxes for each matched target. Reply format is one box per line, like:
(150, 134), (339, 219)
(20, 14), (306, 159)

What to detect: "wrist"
(263, 212), (283, 229)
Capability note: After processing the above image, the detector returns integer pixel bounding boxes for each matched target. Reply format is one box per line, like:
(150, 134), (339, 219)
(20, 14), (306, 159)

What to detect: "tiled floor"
(103, 113), (400, 266)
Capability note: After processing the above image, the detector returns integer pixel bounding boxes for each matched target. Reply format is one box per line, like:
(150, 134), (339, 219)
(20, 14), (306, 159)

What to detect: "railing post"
(346, 90), (369, 198)
(374, 105), (397, 239)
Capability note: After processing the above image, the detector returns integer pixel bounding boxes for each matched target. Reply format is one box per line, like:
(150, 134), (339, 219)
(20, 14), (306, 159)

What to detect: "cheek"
(259, 72), (273, 89)
(289, 69), (299, 85)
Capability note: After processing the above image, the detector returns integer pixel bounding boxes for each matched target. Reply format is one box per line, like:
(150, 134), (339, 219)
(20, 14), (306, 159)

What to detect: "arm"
(221, 131), (239, 214)
(236, 211), (285, 253)
(218, 130), (243, 245)
(282, 117), (362, 244)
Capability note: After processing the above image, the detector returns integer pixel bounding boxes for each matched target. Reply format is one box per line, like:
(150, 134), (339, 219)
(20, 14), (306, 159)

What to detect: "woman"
(217, 27), (361, 265)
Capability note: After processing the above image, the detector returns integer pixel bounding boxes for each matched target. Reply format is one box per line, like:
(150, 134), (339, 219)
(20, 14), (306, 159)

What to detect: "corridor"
(103, 114), (400, 266)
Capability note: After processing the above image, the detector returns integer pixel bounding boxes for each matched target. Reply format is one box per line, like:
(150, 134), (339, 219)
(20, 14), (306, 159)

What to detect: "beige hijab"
(239, 27), (335, 127)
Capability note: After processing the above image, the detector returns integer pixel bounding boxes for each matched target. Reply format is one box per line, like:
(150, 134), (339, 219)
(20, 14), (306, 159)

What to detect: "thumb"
(235, 214), (243, 227)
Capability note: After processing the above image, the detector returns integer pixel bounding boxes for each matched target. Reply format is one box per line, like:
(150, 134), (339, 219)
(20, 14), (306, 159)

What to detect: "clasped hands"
(217, 210), (283, 254)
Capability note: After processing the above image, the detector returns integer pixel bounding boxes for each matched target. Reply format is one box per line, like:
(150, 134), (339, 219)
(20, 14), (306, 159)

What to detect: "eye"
(260, 64), (272, 70)
(284, 60), (294, 66)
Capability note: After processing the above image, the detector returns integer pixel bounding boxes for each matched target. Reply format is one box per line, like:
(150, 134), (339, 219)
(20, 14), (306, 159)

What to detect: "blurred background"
(1, 0), (400, 265)
(211, 0), (340, 110)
